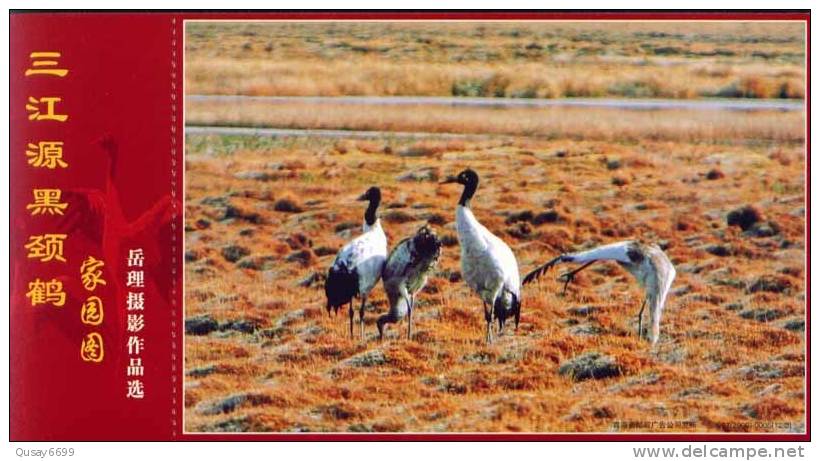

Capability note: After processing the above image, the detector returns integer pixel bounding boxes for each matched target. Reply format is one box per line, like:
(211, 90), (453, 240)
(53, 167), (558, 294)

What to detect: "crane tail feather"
(522, 256), (562, 285)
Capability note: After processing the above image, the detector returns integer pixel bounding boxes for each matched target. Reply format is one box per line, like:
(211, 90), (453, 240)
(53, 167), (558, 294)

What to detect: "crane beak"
(440, 175), (458, 184)
(356, 192), (369, 201)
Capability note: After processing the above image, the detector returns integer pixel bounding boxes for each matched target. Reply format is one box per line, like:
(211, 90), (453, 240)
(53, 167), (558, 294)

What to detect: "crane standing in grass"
(523, 240), (675, 345)
(377, 225), (442, 340)
(325, 186), (388, 339)
(442, 169), (521, 344)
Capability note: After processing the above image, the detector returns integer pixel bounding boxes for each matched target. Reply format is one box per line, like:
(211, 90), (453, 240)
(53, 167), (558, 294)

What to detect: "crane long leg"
(483, 301), (493, 344)
(359, 296), (367, 340)
(407, 293), (414, 340)
(497, 294), (506, 337)
(636, 298), (647, 339)
(559, 261), (597, 295)
(513, 293), (521, 333)
(490, 297), (496, 343)
(348, 300), (354, 338)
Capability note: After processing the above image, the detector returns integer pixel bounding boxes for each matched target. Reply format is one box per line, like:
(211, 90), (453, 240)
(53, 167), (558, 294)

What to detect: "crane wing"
(522, 240), (636, 285)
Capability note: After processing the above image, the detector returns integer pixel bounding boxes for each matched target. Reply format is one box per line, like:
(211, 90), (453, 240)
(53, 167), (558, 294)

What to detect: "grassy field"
(183, 20), (806, 434)
(186, 22), (805, 100)
(183, 131), (805, 433)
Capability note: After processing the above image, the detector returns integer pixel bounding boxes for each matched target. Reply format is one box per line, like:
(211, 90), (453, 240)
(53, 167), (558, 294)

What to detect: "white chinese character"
(127, 314), (145, 332)
(126, 380), (144, 399)
(127, 358), (144, 377)
(127, 292), (144, 311)
(127, 336), (144, 355)
(127, 248), (144, 267)
(126, 270), (144, 288)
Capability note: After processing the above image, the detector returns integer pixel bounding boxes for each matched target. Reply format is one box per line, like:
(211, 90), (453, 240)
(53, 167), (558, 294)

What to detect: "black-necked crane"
(377, 225), (442, 340)
(442, 169), (521, 343)
(522, 240), (675, 345)
(325, 186), (388, 339)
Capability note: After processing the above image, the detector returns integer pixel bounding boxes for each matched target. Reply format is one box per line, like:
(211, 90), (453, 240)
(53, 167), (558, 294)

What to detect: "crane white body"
(324, 187), (387, 339)
(330, 220), (387, 298)
(444, 168), (521, 343)
(456, 205), (521, 315)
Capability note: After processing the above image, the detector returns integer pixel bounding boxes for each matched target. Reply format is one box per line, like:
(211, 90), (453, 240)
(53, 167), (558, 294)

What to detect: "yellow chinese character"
(26, 141), (68, 169)
(25, 52), (68, 77)
(26, 189), (68, 216)
(80, 332), (104, 363)
(80, 296), (104, 326)
(25, 234), (67, 262)
(26, 96), (68, 122)
(80, 256), (107, 291)
(25, 278), (66, 307)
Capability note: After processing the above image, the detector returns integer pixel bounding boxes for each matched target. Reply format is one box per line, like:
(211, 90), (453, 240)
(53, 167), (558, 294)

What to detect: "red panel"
(10, 12), (180, 441)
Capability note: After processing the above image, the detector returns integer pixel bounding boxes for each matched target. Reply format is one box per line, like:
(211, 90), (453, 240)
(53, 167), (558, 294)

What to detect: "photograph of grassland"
(186, 22), (804, 100)
(183, 21), (806, 434)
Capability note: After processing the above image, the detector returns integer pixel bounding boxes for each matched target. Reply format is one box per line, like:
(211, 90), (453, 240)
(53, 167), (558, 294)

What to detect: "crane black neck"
(458, 181), (477, 208)
(364, 197), (380, 226)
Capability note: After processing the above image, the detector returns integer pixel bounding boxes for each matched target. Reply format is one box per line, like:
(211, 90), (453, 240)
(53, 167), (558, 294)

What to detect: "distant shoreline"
(186, 94), (804, 112)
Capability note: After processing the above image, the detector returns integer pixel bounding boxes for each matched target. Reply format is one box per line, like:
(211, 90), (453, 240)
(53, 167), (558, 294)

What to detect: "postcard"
(9, 10), (809, 441)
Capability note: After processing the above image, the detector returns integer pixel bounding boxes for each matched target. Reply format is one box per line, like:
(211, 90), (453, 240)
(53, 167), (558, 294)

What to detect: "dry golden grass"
(186, 100), (805, 144)
(186, 22), (805, 99)
(184, 131), (805, 433)
(183, 19), (806, 434)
